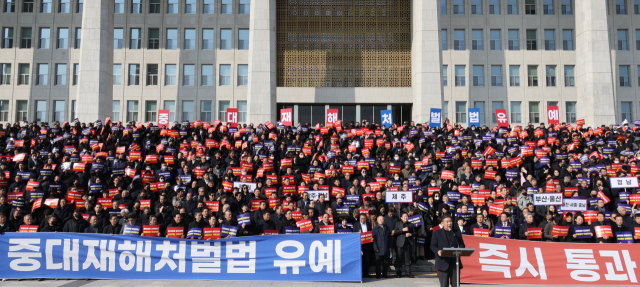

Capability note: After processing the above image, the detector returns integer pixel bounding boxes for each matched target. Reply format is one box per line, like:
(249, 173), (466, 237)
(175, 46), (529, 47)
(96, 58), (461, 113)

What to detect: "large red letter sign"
(495, 109), (509, 127)
(461, 235), (640, 285)
(327, 109), (339, 125)
(281, 108), (292, 126)
(547, 106), (560, 125)
(226, 108), (238, 128)
(157, 110), (170, 128)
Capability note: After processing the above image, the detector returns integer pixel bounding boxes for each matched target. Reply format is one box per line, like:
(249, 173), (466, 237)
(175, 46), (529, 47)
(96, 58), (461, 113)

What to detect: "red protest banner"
(319, 225), (335, 234)
(166, 227), (184, 239)
(594, 225), (613, 238)
(203, 228), (221, 240)
(551, 226), (569, 237)
(296, 219), (313, 232)
(526, 227), (543, 239)
(461, 235), (640, 285)
(473, 228), (489, 237)
(142, 225), (160, 237)
(19, 225), (39, 232)
(495, 109), (509, 127)
(360, 231), (373, 244)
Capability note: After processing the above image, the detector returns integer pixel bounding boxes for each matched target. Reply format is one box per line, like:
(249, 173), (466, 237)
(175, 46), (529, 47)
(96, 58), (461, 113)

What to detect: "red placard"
(205, 201), (219, 212)
(157, 109), (171, 128)
(473, 228), (490, 237)
(547, 106), (560, 125)
(326, 109), (339, 125)
(226, 108), (238, 128)
(551, 226), (569, 236)
(597, 191), (610, 204)
(204, 228), (221, 240)
(526, 227), (543, 239)
(583, 211), (598, 223)
(360, 231), (373, 244)
(471, 195), (485, 206)
(441, 170), (454, 180)
(484, 170), (496, 180)
(251, 200), (262, 211)
(630, 194), (640, 205)
(296, 219), (313, 232)
(280, 108), (292, 126)
(166, 227), (184, 238)
(495, 109), (509, 127)
(358, 208), (370, 216)
(488, 204), (504, 216)
(142, 225), (160, 237)
(319, 225), (335, 234)
(292, 211), (302, 221)
(19, 225), (39, 232)
(461, 235), (640, 285)
(269, 198), (281, 209)
(635, 227), (640, 238)
(594, 225), (613, 238)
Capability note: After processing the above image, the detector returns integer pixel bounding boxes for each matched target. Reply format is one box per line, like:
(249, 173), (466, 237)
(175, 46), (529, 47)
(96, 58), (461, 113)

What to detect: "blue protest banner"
(380, 110), (393, 128)
(468, 108), (480, 126)
(0, 233), (362, 281)
(429, 108), (442, 128)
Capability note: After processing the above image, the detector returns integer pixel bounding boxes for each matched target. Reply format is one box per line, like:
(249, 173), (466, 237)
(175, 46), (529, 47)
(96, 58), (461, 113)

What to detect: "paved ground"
(0, 278), (637, 287)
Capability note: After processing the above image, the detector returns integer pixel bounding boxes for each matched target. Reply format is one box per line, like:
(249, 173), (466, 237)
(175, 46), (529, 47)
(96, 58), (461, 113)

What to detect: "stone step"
(366, 259), (436, 273)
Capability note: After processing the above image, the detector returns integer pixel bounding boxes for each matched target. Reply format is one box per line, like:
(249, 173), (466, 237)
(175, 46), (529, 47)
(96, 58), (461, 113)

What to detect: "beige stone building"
(0, 0), (634, 127)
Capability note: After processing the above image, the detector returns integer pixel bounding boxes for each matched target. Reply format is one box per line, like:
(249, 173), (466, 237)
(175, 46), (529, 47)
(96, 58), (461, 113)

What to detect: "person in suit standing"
(353, 213), (373, 278)
(394, 213), (416, 278)
(372, 216), (392, 279)
(430, 216), (465, 287)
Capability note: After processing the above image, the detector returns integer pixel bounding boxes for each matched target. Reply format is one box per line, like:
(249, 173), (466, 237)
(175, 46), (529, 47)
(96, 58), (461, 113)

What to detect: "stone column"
(411, 0), (443, 123)
(76, 0), (113, 122)
(247, 0), (277, 124)
(575, 0), (616, 126)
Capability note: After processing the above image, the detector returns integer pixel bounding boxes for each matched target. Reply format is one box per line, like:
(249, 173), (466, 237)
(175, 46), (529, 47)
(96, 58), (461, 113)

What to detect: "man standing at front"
(431, 216), (465, 287)
(394, 213), (415, 278)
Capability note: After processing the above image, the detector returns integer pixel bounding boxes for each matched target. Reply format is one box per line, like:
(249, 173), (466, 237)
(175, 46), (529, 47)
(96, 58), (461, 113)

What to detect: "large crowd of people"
(0, 117), (639, 279)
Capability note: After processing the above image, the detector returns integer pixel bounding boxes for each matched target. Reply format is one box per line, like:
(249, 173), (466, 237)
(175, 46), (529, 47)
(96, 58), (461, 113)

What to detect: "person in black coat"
(372, 216), (392, 279)
(496, 212), (517, 239)
(519, 213), (540, 240)
(631, 213), (640, 243)
(0, 213), (15, 233)
(40, 215), (62, 232)
(63, 210), (90, 233)
(430, 216), (465, 287)
(84, 215), (103, 233)
(103, 214), (122, 235)
(279, 210), (298, 233)
(255, 212), (278, 235)
(592, 212), (613, 243)
(567, 214), (593, 243)
(455, 217), (471, 235)
(467, 213), (489, 236)
(394, 213), (416, 278)
(53, 198), (73, 224)
(353, 213), (373, 278)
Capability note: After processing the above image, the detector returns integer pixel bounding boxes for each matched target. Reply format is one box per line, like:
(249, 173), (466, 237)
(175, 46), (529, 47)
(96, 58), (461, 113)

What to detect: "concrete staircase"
(366, 259), (436, 274)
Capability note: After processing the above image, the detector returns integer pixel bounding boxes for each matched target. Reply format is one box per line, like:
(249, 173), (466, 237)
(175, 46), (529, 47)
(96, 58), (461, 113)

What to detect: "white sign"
(561, 198), (588, 211)
(532, 192), (563, 206)
(610, 177), (639, 188)
(385, 191), (413, 203)
(307, 190), (329, 202)
(233, 181), (257, 193)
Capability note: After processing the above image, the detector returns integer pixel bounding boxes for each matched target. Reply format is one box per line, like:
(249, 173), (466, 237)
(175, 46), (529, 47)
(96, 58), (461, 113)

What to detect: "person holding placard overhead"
(430, 216), (465, 287)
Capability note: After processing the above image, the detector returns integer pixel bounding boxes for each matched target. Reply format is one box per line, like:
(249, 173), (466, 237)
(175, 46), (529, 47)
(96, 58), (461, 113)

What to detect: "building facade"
(0, 0), (636, 127)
